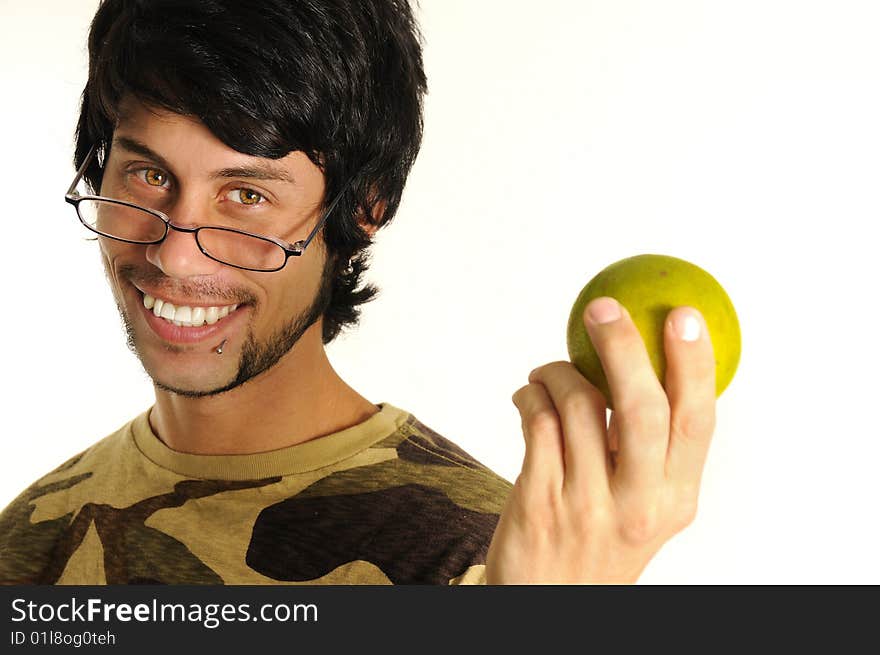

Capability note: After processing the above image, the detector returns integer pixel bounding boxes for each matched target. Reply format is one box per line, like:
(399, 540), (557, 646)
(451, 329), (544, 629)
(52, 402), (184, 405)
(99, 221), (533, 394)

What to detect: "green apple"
(567, 254), (740, 409)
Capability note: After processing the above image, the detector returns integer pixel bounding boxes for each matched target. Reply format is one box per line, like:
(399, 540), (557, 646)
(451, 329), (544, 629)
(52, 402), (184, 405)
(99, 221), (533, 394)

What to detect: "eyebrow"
(111, 136), (297, 184)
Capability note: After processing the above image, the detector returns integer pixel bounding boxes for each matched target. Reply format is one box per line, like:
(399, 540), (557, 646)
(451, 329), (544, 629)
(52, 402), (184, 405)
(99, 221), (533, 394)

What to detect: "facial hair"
(116, 255), (336, 398)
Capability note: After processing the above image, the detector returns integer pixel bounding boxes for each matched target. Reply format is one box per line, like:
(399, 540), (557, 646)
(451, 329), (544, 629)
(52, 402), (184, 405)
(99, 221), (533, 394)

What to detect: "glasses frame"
(64, 145), (354, 272)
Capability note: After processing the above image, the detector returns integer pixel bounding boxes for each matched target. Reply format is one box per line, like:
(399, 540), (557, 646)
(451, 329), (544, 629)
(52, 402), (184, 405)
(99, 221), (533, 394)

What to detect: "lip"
(134, 286), (249, 345)
(133, 284), (241, 309)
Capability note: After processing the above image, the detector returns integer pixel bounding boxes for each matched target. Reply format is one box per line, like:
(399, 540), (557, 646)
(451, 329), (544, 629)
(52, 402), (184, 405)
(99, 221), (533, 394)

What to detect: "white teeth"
(175, 306), (192, 323)
(141, 291), (240, 327)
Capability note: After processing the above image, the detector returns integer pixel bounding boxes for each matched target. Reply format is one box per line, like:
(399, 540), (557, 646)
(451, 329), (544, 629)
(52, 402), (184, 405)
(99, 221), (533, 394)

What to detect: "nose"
(145, 200), (225, 278)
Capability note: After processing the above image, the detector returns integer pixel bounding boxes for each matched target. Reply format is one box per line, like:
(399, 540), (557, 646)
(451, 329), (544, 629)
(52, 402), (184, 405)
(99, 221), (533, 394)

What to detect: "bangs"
(87, 1), (327, 161)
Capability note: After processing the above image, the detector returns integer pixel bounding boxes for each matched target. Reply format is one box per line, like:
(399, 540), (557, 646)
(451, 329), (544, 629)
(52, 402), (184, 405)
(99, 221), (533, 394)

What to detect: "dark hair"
(75, 0), (427, 343)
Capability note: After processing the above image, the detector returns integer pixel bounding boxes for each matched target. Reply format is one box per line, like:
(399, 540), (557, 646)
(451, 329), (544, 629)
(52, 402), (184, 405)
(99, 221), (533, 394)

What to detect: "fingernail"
(672, 310), (702, 342)
(587, 297), (621, 325)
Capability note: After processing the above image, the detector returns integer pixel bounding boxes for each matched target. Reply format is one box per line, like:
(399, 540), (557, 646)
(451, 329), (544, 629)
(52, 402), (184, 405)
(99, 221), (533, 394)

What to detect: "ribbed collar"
(129, 402), (409, 480)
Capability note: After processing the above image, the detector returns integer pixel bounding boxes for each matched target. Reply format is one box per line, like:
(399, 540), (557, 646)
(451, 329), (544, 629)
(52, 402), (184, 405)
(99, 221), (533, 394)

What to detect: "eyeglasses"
(64, 145), (352, 272)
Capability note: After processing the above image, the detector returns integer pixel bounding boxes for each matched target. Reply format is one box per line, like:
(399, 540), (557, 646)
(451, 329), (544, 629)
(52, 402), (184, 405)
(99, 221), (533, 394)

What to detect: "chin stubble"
(117, 257), (336, 399)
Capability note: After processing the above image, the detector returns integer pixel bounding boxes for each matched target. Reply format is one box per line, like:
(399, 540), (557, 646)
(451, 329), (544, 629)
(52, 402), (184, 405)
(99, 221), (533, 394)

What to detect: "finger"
(607, 410), (619, 470)
(663, 306), (717, 491)
(512, 382), (565, 494)
(583, 297), (669, 500)
(528, 361), (613, 500)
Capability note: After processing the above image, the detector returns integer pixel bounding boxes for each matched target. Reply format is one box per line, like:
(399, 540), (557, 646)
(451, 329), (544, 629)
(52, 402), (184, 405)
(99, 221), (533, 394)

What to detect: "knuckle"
(525, 406), (561, 435)
(673, 497), (699, 532)
(558, 388), (594, 417)
(512, 477), (564, 530)
(562, 480), (610, 518)
(671, 486), (700, 531)
(511, 384), (530, 407)
(619, 506), (662, 545)
(581, 503), (615, 533)
(616, 397), (670, 434)
(530, 361), (571, 381)
(512, 473), (540, 508)
(672, 406), (716, 440)
(697, 353), (716, 381)
(557, 495), (615, 541)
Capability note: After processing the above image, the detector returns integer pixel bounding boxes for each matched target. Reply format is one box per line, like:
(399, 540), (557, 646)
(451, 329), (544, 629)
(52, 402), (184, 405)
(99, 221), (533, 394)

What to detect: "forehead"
(110, 96), (323, 189)
(114, 96), (209, 145)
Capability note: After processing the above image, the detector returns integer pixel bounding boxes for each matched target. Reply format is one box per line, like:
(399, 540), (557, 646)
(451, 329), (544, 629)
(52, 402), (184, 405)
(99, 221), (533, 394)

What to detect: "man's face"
(97, 99), (332, 397)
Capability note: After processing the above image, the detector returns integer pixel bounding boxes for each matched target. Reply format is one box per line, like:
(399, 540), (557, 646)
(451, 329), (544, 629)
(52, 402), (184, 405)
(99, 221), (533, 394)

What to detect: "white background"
(1, 0), (878, 584)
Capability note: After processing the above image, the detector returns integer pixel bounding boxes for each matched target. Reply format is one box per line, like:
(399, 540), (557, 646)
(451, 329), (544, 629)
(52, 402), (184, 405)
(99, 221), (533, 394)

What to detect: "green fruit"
(566, 254), (740, 409)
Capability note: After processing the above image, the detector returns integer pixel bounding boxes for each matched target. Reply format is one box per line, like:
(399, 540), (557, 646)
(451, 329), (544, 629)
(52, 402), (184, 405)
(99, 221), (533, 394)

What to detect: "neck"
(148, 322), (379, 455)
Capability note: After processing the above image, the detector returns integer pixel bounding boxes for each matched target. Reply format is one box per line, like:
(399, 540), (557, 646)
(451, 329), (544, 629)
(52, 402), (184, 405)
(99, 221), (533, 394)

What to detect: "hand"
(485, 297), (717, 584)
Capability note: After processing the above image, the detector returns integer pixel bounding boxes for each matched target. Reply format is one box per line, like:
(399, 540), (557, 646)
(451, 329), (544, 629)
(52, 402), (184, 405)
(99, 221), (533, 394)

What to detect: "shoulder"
(247, 407), (512, 585)
(0, 417), (139, 584)
(344, 406), (514, 519)
(378, 410), (513, 501)
(1, 415), (139, 512)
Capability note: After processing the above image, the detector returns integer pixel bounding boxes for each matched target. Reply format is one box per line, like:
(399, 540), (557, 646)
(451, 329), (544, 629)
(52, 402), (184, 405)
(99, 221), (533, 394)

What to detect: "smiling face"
(97, 99), (335, 397)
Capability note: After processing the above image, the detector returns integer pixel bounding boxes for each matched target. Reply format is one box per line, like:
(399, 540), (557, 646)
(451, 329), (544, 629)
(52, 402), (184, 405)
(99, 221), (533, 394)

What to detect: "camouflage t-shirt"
(0, 403), (512, 585)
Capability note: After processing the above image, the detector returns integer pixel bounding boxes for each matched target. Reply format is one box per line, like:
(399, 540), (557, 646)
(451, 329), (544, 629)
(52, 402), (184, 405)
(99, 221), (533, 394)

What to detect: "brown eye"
(235, 189), (264, 205)
(143, 168), (167, 186)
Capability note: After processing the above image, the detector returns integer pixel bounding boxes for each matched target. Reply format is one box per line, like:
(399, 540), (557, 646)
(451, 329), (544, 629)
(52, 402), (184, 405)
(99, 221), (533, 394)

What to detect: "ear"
(356, 198), (387, 238)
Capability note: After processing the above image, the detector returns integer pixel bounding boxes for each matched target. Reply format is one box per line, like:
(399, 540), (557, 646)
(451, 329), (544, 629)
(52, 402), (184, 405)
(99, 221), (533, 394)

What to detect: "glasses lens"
(77, 199), (166, 243)
(198, 227), (287, 271)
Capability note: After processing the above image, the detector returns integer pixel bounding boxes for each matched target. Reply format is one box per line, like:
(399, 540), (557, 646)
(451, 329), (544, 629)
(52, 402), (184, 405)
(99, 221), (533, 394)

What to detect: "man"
(0, 0), (717, 585)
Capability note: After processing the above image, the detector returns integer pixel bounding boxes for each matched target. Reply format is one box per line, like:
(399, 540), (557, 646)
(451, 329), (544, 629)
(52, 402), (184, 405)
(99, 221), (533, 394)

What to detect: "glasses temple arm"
(66, 145), (98, 197)
(299, 175), (356, 251)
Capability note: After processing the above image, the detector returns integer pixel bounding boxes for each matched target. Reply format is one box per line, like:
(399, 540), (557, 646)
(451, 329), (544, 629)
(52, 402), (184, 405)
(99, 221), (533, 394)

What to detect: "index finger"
(583, 298), (669, 502)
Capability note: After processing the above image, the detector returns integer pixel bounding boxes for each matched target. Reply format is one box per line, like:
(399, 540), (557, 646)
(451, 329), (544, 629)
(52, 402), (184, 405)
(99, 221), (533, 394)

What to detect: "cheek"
(97, 238), (120, 279)
(97, 239), (141, 294)
(261, 251), (327, 315)
(98, 236), (137, 262)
